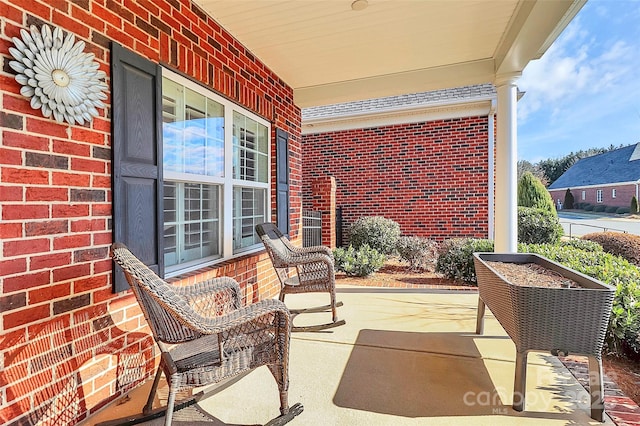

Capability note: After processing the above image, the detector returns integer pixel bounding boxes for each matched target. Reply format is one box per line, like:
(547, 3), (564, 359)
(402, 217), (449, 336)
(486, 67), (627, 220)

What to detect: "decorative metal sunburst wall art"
(9, 24), (108, 125)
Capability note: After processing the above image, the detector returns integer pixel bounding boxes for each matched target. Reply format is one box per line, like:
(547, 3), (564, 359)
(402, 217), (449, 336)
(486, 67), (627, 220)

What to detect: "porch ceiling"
(194, 0), (584, 108)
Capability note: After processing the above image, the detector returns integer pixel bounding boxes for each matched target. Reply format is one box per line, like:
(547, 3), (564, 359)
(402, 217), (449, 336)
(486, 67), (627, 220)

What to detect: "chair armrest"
(280, 251), (334, 268)
(176, 277), (242, 315)
(290, 245), (334, 260)
(178, 298), (291, 335)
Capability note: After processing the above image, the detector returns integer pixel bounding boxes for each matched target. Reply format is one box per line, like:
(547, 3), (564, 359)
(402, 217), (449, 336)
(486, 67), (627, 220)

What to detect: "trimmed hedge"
(521, 243), (640, 358)
(617, 207), (631, 214)
(561, 238), (603, 252)
(593, 205), (606, 212)
(605, 205), (618, 213)
(518, 206), (563, 244)
(436, 238), (494, 284)
(582, 232), (640, 267)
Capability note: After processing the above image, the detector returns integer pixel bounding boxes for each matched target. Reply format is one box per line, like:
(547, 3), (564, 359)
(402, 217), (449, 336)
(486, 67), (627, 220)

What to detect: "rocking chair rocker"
(255, 223), (345, 332)
(109, 243), (302, 425)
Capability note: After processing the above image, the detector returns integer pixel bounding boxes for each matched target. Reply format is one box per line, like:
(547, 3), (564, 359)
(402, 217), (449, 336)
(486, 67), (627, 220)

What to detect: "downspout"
(488, 99), (496, 240)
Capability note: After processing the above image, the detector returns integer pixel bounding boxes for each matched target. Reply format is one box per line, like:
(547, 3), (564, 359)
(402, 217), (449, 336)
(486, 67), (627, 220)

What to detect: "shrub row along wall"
(302, 117), (490, 242)
(0, 1), (301, 424)
(549, 184), (638, 209)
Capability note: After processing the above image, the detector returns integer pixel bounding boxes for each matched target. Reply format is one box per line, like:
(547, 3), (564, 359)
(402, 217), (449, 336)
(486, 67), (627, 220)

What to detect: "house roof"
(301, 84), (497, 134)
(548, 143), (640, 189)
(301, 84), (496, 121)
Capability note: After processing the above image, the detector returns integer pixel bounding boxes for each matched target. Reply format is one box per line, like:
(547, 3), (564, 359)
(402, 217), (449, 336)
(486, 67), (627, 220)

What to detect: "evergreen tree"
(563, 188), (574, 209)
(632, 196), (639, 214)
(517, 172), (556, 215)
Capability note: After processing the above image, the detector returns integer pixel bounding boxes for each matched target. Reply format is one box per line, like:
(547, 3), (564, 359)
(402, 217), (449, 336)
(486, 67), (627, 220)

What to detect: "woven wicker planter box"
(473, 252), (615, 421)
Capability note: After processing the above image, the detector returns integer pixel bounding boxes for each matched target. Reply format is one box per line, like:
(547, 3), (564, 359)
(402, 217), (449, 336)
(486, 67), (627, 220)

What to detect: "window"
(612, 188), (617, 198)
(162, 69), (270, 273)
(596, 189), (603, 203)
(581, 191), (586, 200)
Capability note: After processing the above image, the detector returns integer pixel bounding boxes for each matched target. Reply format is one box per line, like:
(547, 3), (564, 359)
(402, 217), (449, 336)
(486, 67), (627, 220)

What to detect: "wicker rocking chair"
(255, 223), (345, 332)
(109, 243), (302, 426)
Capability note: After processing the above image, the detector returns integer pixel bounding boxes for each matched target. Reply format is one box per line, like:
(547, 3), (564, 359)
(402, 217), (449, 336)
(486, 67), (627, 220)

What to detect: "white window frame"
(581, 190), (586, 200)
(612, 188), (616, 198)
(162, 68), (271, 277)
(596, 189), (603, 203)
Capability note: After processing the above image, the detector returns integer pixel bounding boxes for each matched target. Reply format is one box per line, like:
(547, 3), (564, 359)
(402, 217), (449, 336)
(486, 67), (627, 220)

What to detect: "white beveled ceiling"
(194, 0), (585, 108)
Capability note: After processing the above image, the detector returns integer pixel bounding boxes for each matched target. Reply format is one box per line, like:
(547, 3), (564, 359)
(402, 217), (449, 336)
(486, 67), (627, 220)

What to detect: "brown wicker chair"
(255, 223), (345, 332)
(110, 243), (302, 425)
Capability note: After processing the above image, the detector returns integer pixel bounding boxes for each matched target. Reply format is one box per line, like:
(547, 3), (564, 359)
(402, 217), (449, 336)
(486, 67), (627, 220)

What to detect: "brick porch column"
(311, 176), (336, 248)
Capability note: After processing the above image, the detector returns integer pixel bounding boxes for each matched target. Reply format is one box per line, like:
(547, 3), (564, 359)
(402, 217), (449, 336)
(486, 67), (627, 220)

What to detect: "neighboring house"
(548, 143), (640, 209)
(301, 85), (497, 242)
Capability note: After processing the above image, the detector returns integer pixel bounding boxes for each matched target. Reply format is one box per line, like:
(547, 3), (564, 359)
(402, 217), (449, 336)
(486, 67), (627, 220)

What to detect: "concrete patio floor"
(83, 287), (612, 425)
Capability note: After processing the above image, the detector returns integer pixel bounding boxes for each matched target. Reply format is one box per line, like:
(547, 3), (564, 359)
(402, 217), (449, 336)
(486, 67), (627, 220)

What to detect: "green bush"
(517, 206), (563, 244)
(605, 205), (618, 213)
(518, 172), (556, 214)
(585, 204), (595, 211)
(396, 236), (438, 271)
(617, 207), (631, 214)
(520, 243), (640, 358)
(560, 238), (603, 252)
(333, 244), (386, 277)
(582, 232), (640, 267)
(436, 238), (494, 284)
(632, 196), (639, 214)
(563, 189), (574, 209)
(593, 205), (606, 212)
(349, 216), (400, 255)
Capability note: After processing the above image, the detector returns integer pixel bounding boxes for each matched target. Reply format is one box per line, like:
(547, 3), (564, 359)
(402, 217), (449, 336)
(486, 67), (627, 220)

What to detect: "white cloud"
(518, 17), (634, 122)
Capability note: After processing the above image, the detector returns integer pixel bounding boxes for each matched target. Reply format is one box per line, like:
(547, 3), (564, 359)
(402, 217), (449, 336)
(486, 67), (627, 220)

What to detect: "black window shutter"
(111, 42), (163, 292)
(275, 129), (290, 235)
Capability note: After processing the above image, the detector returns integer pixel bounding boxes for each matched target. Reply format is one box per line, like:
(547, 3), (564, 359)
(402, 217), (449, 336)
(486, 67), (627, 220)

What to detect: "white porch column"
(494, 74), (520, 252)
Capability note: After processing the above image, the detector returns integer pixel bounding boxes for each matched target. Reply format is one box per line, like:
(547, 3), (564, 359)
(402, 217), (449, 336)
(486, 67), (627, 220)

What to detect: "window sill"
(165, 246), (266, 284)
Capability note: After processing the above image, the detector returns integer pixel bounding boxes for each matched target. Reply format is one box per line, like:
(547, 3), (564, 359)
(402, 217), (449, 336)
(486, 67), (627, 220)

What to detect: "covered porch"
(0, 0), (604, 425)
(84, 286), (618, 425)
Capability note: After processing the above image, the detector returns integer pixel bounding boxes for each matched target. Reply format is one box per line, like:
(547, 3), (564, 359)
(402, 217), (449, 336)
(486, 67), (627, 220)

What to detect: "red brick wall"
(0, 1), (300, 424)
(550, 184), (638, 209)
(302, 117), (490, 242)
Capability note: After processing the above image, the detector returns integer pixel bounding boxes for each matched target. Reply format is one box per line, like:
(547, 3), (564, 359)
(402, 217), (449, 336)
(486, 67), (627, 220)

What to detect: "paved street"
(558, 211), (640, 238)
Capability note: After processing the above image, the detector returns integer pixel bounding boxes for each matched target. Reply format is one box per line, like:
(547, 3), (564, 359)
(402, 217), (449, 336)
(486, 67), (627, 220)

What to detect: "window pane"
(184, 88), (207, 175)
(233, 187), (266, 251)
(162, 80), (224, 177)
(164, 181), (220, 267)
(162, 78), (184, 173)
(206, 98), (225, 177)
(233, 113), (268, 183)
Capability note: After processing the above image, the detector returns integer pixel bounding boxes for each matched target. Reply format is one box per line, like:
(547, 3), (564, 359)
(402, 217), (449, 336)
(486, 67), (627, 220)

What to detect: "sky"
(517, 0), (640, 162)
